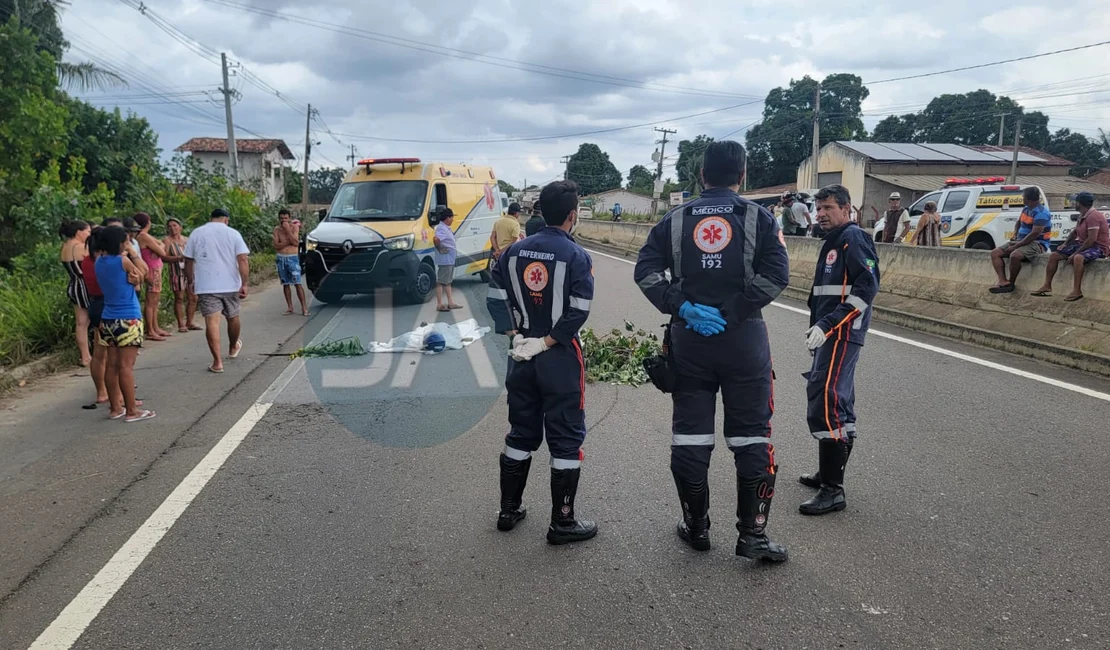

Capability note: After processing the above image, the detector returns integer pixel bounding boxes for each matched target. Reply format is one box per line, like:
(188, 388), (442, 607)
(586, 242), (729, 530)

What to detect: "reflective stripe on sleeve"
(550, 260), (567, 325)
(569, 296), (590, 310)
(670, 210), (685, 280)
(507, 256), (529, 330)
(637, 271), (667, 290)
(488, 287), (508, 300)
(812, 285), (845, 296)
(741, 204), (758, 284)
(846, 294), (869, 313)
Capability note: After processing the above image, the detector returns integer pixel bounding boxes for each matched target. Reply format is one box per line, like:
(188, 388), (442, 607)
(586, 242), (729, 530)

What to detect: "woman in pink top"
(133, 212), (183, 340)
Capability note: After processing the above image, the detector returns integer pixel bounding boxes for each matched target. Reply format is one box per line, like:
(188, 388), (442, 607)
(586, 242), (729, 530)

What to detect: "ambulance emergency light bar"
(358, 158), (421, 174)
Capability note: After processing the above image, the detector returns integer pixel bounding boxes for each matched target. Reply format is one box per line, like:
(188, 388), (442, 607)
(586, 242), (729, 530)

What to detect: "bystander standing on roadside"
(881, 193), (912, 243)
(184, 208), (250, 373)
(273, 208), (309, 316)
(433, 208), (461, 312)
(525, 204), (546, 237)
(781, 192), (812, 236)
(60, 219), (93, 367)
(910, 201), (942, 247)
(163, 217), (199, 332)
(1031, 192), (1109, 301)
(491, 202), (523, 268)
(81, 226), (108, 409)
(133, 212), (182, 341)
(95, 225), (155, 423)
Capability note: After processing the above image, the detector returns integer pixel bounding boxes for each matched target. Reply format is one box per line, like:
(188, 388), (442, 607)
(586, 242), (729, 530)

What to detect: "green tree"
(1045, 128), (1108, 177)
(871, 114), (918, 142)
(64, 99), (161, 203)
(0, 20), (71, 260)
(308, 167), (346, 204)
(626, 164), (654, 192)
(566, 143), (622, 196)
(285, 169), (303, 204)
(675, 135), (714, 187)
(497, 179), (518, 195)
(745, 73), (869, 189)
(901, 91), (1050, 149)
(1, 2), (125, 91)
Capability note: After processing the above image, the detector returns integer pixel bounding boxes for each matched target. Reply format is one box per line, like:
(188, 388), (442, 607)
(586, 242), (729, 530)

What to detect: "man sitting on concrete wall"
(1031, 192), (1109, 302)
(988, 187), (1052, 294)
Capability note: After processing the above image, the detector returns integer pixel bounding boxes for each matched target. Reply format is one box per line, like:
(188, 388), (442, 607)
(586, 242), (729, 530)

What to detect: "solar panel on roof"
(838, 141), (915, 161)
(976, 149), (1047, 163)
(879, 143), (959, 161)
(919, 143), (1000, 162)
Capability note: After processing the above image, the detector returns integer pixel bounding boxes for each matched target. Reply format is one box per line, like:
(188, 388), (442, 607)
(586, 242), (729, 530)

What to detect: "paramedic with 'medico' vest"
(634, 140), (791, 564)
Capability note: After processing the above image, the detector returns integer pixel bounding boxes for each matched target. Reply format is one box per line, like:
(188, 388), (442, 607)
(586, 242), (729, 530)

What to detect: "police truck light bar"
(358, 158), (420, 174)
(944, 175), (1008, 187)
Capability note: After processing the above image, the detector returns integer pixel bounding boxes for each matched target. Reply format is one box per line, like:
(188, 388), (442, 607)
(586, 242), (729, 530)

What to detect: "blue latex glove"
(680, 301), (727, 336)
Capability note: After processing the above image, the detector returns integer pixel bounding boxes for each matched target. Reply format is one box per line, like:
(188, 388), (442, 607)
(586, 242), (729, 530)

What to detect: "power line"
(197, 0), (764, 101)
(863, 40), (1110, 85)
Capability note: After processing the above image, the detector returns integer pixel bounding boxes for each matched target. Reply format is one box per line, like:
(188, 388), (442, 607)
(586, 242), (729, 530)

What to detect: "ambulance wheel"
(407, 261), (436, 304)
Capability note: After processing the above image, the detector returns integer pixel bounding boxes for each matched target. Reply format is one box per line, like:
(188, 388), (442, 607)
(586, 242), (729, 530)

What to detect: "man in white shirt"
(184, 208), (250, 373)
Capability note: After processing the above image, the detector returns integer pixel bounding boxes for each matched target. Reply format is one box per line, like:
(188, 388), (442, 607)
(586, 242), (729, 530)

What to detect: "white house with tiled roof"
(176, 138), (296, 204)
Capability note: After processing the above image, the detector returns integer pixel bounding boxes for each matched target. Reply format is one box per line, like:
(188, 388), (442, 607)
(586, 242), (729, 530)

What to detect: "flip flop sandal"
(208, 365), (224, 373)
(1065, 294), (1084, 302)
(229, 340), (243, 358)
(448, 304), (463, 310)
(82, 403), (99, 410)
(1030, 291), (1052, 297)
(108, 411), (126, 420)
(125, 410), (157, 423)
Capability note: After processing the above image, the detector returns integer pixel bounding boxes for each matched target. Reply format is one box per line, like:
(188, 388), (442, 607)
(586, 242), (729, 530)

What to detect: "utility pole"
(560, 155), (571, 180)
(346, 144), (358, 167)
(11, 0), (19, 22)
(811, 81), (821, 190)
(302, 103), (314, 215)
(219, 53), (240, 185)
(1009, 114), (1023, 184)
(998, 114), (1006, 147)
(652, 127), (677, 216)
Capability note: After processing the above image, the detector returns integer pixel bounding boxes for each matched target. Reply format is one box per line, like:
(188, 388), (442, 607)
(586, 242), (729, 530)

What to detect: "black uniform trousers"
(803, 337), (861, 440)
(669, 318), (776, 482)
(503, 341), (588, 466)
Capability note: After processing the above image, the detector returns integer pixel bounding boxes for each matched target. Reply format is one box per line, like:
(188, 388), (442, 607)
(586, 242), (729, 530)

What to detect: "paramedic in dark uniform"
(797, 184), (880, 516)
(486, 180), (598, 546)
(634, 141), (790, 563)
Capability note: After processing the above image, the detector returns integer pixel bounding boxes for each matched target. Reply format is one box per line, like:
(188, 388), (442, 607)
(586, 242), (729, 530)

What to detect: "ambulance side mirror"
(318, 208), (327, 219)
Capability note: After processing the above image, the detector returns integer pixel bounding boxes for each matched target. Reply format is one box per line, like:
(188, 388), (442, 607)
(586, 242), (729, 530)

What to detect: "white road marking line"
(587, 247), (1110, 403)
(27, 306), (348, 650)
(320, 288), (394, 389)
(451, 292), (501, 388)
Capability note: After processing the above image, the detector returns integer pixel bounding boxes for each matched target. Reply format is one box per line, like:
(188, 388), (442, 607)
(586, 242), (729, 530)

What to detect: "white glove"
(804, 325), (827, 351)
(509, 337), (549, 361)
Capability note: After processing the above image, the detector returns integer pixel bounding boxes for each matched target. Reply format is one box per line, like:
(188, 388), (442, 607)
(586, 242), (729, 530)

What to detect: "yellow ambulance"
(303, 158), (500, 304)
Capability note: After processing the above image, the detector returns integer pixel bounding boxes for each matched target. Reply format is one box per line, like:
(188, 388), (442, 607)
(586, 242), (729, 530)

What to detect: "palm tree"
(4, 0), (126, 91)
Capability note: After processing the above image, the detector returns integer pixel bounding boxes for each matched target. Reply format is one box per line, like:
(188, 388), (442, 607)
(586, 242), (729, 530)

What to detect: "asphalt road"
(3, 251), (1110, 650)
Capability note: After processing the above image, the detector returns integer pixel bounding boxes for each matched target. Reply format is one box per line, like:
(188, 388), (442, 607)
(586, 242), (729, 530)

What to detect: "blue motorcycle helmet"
(423, 331), (446, 353)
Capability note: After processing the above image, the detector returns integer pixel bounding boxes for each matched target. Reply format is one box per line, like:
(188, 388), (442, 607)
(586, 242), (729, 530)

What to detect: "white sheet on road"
(366, 318), (491, 354)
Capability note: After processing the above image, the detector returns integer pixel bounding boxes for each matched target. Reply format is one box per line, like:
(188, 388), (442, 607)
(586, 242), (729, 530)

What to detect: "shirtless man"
(273, 209), (309, 316)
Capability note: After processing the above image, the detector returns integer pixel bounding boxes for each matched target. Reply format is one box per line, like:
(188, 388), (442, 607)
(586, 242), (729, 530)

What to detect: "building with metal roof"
(796, 142), (1110, 226)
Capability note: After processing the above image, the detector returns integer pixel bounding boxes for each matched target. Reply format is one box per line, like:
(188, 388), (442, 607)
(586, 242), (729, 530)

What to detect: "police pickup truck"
(874, 177), (1078, 250)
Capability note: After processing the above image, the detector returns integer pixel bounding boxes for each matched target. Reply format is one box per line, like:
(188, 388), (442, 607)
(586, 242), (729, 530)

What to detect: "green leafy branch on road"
(287, 337), (366, 360)
(580, 321), (662, 386)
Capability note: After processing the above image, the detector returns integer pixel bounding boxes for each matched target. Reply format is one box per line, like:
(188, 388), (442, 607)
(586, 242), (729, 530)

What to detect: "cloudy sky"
(62, 0), (1110, 191)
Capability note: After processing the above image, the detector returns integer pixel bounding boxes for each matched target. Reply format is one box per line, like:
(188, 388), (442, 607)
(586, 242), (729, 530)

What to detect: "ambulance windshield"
(326, 181), (429, 221)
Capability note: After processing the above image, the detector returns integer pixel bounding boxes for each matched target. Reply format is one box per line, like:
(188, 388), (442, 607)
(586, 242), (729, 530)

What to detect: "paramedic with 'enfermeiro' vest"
(634, 140), (791, 564)
(486, 180), (598, 547)
(798, 183), (880, 518)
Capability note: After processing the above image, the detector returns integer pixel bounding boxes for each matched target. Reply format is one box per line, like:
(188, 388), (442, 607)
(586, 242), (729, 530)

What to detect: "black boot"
(735, 470), (788, 563)
(497, 454), (531, 531)
(799, 437), (853, 488)
(799, 439), (848, 516)
(546, 467), (598, 545)
(673, 474), (711, 552)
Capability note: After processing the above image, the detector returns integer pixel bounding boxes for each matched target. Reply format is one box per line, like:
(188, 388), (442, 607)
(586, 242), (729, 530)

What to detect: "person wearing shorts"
(990, 187), (1052, 294)
(273, 208), (308, 316)
(185, 208), (250, 373)
(94, 225), (155, 422)
(1032, 192), (1109, 302)
(433, 208), (461, 312)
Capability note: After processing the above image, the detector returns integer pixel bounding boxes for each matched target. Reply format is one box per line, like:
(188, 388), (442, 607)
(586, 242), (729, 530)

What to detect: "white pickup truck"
(873, 179), (1079, 250)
